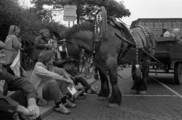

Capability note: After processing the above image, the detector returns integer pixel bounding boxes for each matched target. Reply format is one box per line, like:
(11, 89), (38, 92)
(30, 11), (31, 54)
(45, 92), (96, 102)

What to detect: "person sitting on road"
(54, 59), (98, 94)
(0, 41), (41, 120)
(30, 50), (83, 114)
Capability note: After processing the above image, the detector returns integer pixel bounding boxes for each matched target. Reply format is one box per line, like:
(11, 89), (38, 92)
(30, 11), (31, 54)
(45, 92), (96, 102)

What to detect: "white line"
(150, 77), (182, 99)
(123, 94), (177, 97)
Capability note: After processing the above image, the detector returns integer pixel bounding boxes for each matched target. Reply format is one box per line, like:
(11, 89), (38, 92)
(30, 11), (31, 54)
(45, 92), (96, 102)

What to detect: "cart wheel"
(174, 62), (182, 85)
(131, 65), (136, 81)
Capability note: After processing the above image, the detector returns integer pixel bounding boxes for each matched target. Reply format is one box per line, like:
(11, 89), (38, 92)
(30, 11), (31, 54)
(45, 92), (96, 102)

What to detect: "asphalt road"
(116, 67), (182, 96)
(44, 66), (182, 120)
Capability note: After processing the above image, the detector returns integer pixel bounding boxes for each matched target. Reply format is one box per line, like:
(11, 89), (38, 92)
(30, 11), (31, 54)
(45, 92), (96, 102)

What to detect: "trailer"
(150, 37), (182, 84)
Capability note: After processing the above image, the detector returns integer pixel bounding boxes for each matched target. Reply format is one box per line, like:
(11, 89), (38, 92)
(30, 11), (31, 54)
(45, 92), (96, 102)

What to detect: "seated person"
(54, 58), (98, 94)
(0, 41), (41, 120)
(30, 50), (82, 114)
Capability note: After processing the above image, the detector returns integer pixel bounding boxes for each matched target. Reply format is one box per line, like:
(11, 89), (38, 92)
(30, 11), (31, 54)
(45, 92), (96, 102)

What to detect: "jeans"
(42, 80), (71, 102)
(74, 76), (91, 92)
(0, 90), (42, 120)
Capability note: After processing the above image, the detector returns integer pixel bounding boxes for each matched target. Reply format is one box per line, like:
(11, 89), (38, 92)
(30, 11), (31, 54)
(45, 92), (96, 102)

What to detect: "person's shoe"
(70, 89), (84, 102)
(55, 104), (71, 114)
(78, 88), (86, 96)
(64, 100), (77, 108)
(89, 87), (98, 94)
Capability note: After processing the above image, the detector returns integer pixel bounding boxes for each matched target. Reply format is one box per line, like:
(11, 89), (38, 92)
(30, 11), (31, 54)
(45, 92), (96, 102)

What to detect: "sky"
(19, 0), (182, 26)
(119, 0), (182, 26)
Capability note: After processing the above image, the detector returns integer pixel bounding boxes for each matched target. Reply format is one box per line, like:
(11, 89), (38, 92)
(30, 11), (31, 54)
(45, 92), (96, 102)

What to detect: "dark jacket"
(34, 36), (47, 60)
(0, 67), (38, 113)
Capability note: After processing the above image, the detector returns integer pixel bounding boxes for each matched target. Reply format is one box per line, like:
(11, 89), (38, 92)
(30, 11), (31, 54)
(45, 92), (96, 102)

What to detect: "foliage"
(31, 0), (131, 23)
(0, 0), (20, 41)
(0, 0), (66, 46)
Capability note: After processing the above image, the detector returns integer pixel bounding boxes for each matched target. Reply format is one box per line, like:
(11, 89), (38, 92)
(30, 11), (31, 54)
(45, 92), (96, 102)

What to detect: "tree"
(0, 0), (66, 44)
(31, 0), (131, 23)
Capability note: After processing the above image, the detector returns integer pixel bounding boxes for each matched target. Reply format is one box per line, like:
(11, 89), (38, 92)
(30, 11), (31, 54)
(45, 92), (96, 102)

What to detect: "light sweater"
(30, 62), (64, 99)
(5, 35), (22, 64)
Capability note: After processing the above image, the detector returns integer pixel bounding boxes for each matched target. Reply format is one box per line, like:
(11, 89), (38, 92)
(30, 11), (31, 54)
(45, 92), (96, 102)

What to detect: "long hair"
(8, 25), (19, 35)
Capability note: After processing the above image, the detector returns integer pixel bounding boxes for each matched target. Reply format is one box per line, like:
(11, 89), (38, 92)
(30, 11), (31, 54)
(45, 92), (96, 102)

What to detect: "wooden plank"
(170, 41), (182, 60)
(157, 37), (177, 42)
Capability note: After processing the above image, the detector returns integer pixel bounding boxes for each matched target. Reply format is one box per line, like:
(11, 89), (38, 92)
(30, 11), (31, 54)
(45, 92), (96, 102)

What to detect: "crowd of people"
(0, 25), (98, 120)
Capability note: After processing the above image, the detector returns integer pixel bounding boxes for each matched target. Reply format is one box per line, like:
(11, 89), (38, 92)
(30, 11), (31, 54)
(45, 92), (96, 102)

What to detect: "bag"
(10, 49), (21, 77)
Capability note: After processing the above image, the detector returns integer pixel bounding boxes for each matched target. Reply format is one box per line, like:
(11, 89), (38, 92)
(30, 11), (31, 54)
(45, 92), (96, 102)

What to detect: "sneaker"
(88, 87), (98, 94)
(55, 104), (71, 114)
(64, 100), (77, 108)
(70, 90), (84, 102)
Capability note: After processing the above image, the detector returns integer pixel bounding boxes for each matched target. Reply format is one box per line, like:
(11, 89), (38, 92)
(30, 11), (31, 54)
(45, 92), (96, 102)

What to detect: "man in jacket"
(33, 29), (52, 64)
(0, 41), (41, 120)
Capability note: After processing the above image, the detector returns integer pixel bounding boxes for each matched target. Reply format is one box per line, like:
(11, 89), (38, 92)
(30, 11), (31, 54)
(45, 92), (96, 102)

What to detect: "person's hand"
(37, 98), (47, 107)
(20, 47), (24, 51)
(66, 78), (74, 85)
(27, 104), (40, 120)
(70, 76), (75, 80)
(45, 44), (52, 49)
(16, 105), (30, 115)
(20, 114), (30, 120)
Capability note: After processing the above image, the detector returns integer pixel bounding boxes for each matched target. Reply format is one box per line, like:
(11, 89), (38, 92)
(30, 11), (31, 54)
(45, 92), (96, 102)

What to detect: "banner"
(10, 49), (21, 77)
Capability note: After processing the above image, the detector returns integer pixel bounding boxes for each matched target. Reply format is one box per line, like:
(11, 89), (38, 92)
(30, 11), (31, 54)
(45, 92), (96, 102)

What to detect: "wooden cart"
(150, 37), (182, 84)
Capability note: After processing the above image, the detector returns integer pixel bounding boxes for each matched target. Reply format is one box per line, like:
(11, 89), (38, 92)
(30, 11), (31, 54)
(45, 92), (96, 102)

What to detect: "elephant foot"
(107, 103), (119, 108)
(97, 96), (107, 101)
(130, 90), (138, 94)
(138, 91), (146, 95)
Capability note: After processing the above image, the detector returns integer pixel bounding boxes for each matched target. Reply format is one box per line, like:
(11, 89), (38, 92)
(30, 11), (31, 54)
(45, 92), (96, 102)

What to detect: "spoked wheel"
(174, 62), (182, 85)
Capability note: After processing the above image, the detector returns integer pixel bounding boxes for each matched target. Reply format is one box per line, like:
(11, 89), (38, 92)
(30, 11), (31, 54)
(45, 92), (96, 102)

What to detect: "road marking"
(123, 94), (177, 97)
(150, 76), (182, 99)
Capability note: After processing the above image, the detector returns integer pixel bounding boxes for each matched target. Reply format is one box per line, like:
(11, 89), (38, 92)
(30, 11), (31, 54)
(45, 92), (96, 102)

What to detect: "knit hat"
(38, 50), (54, 64)
(0, 41), (5, 50)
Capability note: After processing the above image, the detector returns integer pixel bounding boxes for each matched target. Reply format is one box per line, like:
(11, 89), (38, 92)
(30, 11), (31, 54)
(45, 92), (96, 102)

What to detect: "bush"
(0, 0), (66, 46)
